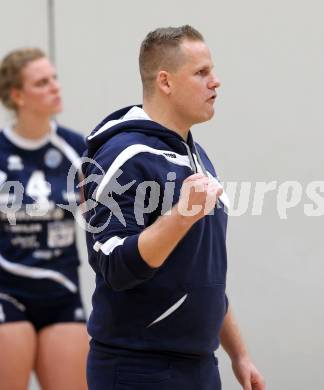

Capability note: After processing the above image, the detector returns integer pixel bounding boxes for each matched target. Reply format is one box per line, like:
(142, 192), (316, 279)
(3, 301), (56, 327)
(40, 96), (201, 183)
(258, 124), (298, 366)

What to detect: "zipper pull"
(182, 141), (198, 173)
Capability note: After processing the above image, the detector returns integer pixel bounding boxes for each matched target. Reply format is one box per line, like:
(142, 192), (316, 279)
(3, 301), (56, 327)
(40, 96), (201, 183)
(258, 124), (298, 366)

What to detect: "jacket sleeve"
(85, 150), (160, 291)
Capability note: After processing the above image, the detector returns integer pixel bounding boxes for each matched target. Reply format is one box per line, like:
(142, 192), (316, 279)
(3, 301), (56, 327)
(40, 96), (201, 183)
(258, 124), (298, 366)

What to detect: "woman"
(0, 48), (88, 390)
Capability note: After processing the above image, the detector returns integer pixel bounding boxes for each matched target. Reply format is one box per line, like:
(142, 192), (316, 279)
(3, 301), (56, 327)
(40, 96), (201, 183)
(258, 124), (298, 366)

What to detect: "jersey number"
(26, 171), (51, 203)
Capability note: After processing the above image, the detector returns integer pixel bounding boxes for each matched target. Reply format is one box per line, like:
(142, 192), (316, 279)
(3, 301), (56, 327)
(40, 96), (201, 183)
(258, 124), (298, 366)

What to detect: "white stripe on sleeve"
(93, 236), (127, 256)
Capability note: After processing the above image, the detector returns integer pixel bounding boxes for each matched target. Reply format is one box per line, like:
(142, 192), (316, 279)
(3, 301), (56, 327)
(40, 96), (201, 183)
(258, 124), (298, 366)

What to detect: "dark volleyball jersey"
(84, 106), (230, 357)
(0, 123), (86, 296)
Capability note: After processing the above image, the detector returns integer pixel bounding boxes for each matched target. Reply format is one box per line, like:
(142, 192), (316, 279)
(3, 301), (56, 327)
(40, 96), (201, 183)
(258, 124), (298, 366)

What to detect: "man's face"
(168, 39), (220, 127)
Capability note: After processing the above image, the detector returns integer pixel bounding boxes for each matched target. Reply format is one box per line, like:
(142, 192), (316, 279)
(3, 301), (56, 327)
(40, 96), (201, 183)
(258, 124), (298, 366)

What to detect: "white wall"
(1, 1), (324, 389)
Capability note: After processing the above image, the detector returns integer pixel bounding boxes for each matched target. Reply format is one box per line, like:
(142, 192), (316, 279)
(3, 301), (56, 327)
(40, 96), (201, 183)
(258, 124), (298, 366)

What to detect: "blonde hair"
(0, 48), (45, 110)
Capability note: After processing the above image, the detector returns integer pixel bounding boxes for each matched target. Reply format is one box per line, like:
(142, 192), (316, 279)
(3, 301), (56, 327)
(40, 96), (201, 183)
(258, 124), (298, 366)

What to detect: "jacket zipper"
(182, 142), (198, 173)
(182, 141), (208, 176)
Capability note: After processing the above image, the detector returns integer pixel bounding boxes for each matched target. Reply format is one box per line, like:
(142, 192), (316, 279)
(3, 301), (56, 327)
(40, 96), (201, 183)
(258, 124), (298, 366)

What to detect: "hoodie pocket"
(143, 283), (226, 354)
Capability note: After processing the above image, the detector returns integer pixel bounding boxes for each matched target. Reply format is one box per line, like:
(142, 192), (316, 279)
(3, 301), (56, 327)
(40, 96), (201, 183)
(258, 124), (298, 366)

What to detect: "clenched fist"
(177, 173), (223, 224)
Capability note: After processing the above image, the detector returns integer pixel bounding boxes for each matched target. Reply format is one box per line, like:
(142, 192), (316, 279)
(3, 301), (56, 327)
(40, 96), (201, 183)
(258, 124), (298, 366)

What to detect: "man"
(84, 25), (265, 390)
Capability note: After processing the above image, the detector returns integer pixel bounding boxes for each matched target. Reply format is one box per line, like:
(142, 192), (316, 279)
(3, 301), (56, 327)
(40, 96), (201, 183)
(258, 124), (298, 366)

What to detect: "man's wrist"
(168, 204), (196, 230)
(230, 352), (251, 365)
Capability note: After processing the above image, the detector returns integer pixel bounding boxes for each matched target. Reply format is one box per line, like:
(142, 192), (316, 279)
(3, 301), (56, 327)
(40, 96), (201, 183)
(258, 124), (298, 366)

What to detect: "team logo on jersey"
(44, 148), (63, 168)
(7, 155), (23, 171)
(47, 221), (75, 248)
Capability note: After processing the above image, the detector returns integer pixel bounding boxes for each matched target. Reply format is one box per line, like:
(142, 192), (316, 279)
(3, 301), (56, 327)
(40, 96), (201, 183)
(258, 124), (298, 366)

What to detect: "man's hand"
(220, 306), (266, 390)
(232, 356), (266, 390)
(177, 173), (223, 223)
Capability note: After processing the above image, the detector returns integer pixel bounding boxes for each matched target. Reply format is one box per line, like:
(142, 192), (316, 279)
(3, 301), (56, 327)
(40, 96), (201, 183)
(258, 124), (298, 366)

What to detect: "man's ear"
(156, 70), (171, 96)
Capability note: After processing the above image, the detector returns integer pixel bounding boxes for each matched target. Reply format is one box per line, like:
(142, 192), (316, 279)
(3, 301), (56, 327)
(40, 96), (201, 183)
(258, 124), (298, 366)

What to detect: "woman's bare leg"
(35, 323), (88, 390)
(0, 322), (37, 390)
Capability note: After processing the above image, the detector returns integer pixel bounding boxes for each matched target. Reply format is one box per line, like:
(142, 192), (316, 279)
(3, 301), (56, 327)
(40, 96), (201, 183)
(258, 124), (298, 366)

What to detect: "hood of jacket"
(86, 105), (197, 159)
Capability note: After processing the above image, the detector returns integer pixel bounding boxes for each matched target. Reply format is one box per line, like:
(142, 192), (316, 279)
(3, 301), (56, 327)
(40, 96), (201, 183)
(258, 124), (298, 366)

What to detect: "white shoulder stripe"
(96, 144), (191, 201)
(147, 294), (188, 328)
(0, 254), (77, 293)
(50, 132), (82, 170)
(93, 236), (126, 255)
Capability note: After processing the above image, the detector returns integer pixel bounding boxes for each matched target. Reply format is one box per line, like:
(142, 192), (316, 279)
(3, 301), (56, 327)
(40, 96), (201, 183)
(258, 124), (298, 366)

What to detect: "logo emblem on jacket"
(163, 152), (176, 158)
(7, 155), (23, 171)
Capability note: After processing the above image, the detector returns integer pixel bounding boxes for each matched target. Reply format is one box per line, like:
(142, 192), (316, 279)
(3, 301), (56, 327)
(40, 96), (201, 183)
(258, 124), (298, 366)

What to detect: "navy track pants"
(87, 340), (222, 390)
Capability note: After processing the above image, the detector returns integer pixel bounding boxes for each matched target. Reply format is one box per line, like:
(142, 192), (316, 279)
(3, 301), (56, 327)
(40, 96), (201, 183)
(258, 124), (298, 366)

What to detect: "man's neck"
(143, 100), (190, 141)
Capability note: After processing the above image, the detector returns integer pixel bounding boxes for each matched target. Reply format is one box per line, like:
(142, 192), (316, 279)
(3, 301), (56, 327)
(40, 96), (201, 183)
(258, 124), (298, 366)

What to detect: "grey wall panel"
(0, 0), (48, 127)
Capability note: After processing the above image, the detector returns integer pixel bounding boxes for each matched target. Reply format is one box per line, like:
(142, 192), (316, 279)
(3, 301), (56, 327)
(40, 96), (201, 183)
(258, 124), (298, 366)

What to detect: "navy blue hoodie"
(83, 106), (229, 357)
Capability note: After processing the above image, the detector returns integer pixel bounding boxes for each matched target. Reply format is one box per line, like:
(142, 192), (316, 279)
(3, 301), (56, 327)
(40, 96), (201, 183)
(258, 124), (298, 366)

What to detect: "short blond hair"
(139, 25), (204, 96)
